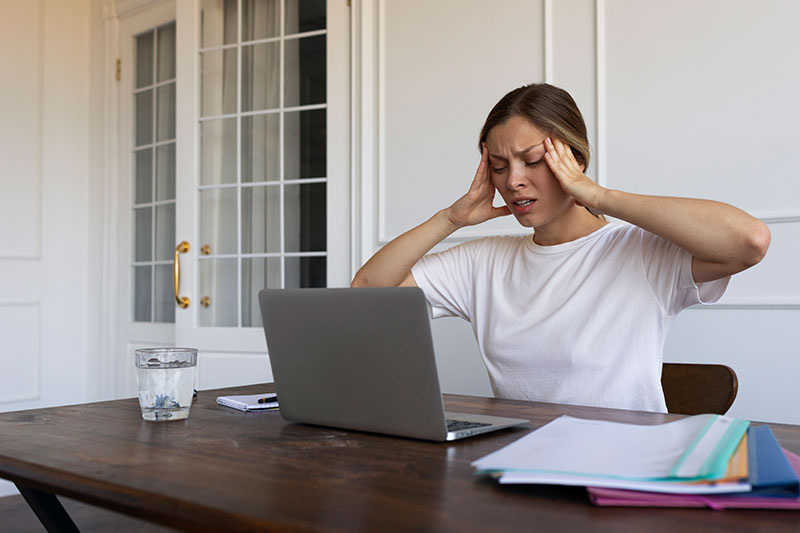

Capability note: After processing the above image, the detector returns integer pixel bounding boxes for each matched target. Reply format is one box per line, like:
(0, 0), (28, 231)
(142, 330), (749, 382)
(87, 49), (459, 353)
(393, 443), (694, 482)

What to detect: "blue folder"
(741, 425), (800, 498)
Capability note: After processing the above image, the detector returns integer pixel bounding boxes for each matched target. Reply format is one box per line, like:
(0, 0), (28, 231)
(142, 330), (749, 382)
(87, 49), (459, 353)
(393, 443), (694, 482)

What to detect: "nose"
(506, 164), (527, 190)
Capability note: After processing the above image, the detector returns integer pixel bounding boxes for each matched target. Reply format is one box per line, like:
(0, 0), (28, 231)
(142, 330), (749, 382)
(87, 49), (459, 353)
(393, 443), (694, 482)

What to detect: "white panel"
(552, 0), (597, 180)
(720, 221), (800, 304)
(0, 0), (90, 415)
(0, 303), (40, 404)
(604, 0), (800, 213)
(0, 0), (42, 258)
(382, 0), (546, 242)
(665, 308), (800, 425)
(196, 352), (273, 390)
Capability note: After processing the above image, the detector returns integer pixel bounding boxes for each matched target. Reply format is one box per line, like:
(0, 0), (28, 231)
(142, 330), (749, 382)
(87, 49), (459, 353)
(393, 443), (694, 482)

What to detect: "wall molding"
(595, 0), (606, 189)
(370, 0), (553, 249)
(592, 0), (799, 226)
(0, 0), (43, 261)
(352, 0), (380, 270)
(358, 0), (799, 255)
(691, 299), (800, 310)
(428, 207), (800, 246)
(755, 210), (800, 224)
(98, 2), (121, 401)
(113, 0), (165, 19)
(377, 0), (387, 248)
(543, 0), (553, 84)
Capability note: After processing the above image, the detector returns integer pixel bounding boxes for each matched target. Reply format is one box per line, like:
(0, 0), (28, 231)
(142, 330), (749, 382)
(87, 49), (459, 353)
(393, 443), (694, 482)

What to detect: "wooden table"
(2, 384), (800, 531)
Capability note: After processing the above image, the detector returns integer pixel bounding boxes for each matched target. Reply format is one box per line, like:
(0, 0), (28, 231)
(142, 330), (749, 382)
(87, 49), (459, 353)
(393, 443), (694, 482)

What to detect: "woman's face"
(485, 116), (576, 229)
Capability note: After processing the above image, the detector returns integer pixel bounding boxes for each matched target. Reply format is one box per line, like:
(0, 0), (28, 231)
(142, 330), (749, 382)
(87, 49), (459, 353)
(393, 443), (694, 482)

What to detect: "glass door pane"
(132, 22), (177, 324)
(197, 0), (327, 328)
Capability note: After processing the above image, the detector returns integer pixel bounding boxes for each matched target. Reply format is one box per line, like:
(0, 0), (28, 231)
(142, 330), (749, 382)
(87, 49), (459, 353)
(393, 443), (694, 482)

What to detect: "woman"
(351, 83), (770, 412)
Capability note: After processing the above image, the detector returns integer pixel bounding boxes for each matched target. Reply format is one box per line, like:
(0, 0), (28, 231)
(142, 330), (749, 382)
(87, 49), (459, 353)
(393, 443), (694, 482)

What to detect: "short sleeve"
(410, 241), (477, 321)
(639, 229), (730, 316)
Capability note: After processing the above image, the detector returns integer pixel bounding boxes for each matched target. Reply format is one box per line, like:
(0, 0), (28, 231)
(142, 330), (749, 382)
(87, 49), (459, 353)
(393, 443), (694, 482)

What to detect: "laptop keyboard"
(446, 419), (491, 432)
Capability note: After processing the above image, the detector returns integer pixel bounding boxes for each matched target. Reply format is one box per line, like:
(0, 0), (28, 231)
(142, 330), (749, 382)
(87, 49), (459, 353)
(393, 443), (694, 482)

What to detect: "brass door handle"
(173, 241), (190, 309)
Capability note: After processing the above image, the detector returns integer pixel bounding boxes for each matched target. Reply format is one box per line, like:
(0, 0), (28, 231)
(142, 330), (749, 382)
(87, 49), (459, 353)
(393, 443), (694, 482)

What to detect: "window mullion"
(236, 0), (243, 328)
(279, 0), (286, 289)
(150, 28), (158, 323)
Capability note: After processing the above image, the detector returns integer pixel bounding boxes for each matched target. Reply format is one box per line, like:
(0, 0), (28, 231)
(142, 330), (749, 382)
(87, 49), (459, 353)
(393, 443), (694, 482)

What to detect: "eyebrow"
(488, 141), (546, 161)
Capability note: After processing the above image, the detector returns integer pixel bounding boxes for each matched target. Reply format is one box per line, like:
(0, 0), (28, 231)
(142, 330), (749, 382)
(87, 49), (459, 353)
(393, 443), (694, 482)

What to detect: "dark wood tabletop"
(2, 384), (800, 532)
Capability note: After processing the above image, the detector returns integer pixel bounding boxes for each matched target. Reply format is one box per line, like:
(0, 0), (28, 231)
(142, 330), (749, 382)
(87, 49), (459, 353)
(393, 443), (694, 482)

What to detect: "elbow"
(351, 269), (373, 288)
(741, 220), (771, 269)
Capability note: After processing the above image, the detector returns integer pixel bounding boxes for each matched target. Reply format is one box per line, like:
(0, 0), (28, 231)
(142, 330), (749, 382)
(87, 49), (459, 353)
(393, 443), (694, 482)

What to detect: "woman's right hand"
(444, 144), (511, 229)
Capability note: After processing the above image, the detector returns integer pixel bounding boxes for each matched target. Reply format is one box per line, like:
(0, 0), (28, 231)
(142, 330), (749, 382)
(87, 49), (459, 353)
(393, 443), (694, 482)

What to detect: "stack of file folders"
(472, 414), (800, 509)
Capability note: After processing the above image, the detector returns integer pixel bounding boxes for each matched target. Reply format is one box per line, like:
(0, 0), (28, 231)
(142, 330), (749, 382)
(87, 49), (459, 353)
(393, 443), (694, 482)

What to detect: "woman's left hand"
(544, 136), (607, 212)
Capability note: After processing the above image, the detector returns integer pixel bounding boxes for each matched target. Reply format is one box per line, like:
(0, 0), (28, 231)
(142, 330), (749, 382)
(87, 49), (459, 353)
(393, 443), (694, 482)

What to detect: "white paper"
(498, 471), (751, 495)
(673, 415), (736, 477)
(472, 415), (725, 480)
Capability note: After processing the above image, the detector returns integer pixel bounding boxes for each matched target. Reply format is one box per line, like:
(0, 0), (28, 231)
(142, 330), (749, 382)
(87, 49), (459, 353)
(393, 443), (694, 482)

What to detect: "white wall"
(603, 0), (800, 424)
(0, 0), (95, 498)
(356, 0), (800, 423)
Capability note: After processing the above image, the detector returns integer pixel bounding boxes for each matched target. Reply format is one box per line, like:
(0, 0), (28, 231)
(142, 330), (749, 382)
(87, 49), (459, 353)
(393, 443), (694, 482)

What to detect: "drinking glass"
(135, 347), (198, 421)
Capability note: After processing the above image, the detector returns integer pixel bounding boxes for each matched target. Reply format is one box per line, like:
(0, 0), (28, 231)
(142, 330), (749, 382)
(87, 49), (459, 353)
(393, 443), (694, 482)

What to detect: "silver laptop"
(258, 287), (528, 441)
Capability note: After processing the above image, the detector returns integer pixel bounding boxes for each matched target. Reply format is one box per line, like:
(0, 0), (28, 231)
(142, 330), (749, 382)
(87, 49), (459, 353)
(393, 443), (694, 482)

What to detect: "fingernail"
(546, 137), (552, 145)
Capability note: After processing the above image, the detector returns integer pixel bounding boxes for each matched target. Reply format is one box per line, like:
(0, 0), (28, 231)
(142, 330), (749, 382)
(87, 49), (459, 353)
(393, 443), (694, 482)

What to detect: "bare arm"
(351, 145), (510, 288)
(350, 210), (458, 288)
(543, 137), (771, 282)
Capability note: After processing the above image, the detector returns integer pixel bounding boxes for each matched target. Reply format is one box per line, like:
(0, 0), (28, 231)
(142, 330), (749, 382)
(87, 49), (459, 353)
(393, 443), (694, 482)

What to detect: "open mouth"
(512, 199), (536, 214)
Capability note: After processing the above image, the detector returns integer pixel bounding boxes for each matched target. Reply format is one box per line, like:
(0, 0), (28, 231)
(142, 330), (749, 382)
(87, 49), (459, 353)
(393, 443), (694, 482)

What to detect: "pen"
(257, 395), (277, 404)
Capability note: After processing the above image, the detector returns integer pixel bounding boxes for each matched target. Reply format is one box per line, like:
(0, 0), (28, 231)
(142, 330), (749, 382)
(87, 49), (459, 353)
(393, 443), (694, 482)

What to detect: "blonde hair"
(479, 83), (601, 218)
(479, 83), (590, 173)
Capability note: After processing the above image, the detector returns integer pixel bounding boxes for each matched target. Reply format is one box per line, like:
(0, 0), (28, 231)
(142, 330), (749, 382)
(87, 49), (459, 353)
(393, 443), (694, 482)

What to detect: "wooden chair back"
(661, 363), (738, 415)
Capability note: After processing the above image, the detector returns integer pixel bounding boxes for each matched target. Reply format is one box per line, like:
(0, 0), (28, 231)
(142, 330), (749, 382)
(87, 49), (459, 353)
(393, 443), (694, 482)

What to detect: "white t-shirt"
(410, 222), (729, 412)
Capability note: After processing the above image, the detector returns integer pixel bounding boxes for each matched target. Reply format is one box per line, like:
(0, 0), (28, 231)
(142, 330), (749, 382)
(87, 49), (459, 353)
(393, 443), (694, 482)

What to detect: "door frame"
(173, 0), (352, 354)
(114, 0), (178, 398)
(106, 0), (352, 396)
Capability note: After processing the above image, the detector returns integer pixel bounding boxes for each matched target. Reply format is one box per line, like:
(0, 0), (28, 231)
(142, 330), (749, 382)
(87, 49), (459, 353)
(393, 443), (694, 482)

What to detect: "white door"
(0, 1), (90, 411)
(116, 0), (350, 397)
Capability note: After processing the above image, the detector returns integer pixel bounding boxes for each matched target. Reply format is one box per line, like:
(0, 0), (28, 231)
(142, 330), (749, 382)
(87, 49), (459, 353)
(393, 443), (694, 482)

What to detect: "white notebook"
(216, 393), (279, 412)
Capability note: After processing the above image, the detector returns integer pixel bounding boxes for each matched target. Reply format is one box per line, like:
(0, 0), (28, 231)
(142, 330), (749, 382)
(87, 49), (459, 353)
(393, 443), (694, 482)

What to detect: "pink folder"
(587, 449), (800, 510)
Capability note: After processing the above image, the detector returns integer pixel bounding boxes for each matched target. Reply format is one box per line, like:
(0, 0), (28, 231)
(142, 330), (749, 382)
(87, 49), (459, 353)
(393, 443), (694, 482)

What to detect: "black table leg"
(15, 483), (79, 533)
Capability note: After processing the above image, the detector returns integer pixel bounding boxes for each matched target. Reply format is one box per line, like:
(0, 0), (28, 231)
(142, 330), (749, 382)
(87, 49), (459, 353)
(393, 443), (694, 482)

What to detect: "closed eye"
(526, 158), (544, 167)
(491, 166), (507, 173)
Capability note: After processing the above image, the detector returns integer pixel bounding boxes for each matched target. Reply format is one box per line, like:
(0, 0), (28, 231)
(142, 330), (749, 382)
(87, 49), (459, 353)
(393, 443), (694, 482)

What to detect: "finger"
(491, 205), (512, 218)
(476, 144), (497, 192)
(544, 137), (560, 163)
(544, 150), (572, 185)
(558, 141), (582, 172)
(546, 137), (578, 176)
(553, 137), (570, 161)
(469, 145), (490, 191)
(555, 138), (585, 174)
(544, 138), (562, 171)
